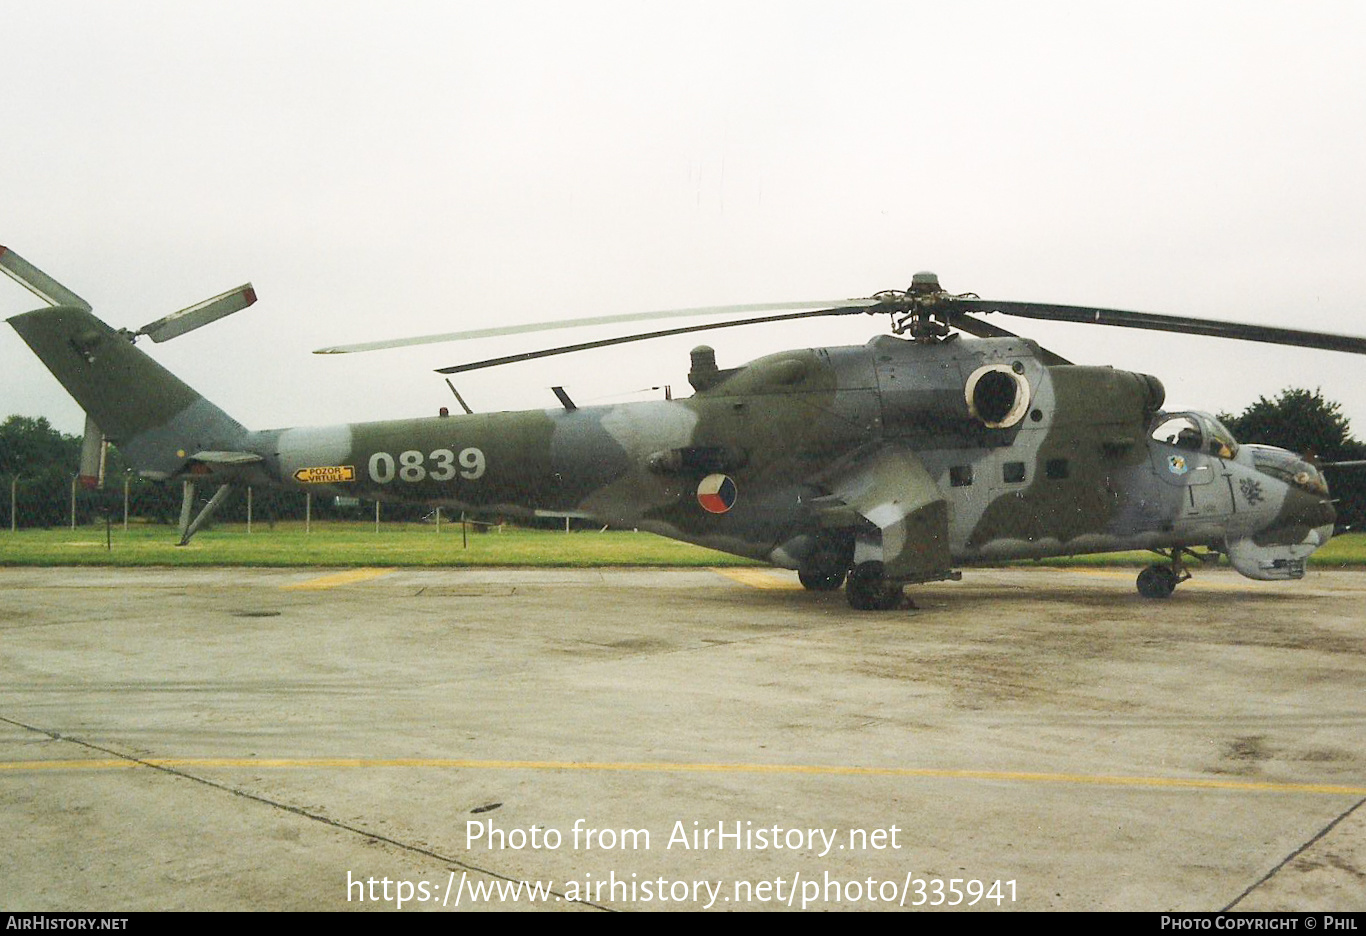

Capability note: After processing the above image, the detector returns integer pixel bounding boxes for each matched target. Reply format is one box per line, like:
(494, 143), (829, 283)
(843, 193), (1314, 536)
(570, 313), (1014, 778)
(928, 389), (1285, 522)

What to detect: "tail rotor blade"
(138, 283), (257, 343)
(78, 414), (106, 489)
(0, 245), (91, 311)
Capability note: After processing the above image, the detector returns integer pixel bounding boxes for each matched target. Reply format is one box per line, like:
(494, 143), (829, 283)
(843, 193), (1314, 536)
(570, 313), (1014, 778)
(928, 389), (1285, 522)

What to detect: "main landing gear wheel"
(1136, 548), (1198, 599)
(799, 568), (846, 591)
(845, 561), (903, 611)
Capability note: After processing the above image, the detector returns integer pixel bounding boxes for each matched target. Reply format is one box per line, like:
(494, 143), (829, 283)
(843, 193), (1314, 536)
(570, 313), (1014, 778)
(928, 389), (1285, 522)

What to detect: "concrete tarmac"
(1, 564), (1363, 912)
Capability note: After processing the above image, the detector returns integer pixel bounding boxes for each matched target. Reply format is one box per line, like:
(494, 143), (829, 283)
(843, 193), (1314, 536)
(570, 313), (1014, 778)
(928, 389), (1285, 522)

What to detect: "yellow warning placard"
(293, 465), (356, 484)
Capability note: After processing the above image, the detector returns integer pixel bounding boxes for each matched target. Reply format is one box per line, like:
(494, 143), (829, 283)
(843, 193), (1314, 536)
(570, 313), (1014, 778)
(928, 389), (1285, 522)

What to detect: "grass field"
(2, 521), (1365, 569)
(0, 522), (762, 568)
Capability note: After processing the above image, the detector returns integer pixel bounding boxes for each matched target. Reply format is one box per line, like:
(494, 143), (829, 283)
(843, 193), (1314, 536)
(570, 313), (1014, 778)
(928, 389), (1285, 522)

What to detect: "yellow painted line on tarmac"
(281, 568), (396, 590)
(711, 567), (803, 590)
(4, 757), (1363, 796)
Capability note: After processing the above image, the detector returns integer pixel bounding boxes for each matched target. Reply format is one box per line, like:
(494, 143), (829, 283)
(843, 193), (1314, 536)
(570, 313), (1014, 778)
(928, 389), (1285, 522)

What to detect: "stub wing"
(825, 444), (953, 584)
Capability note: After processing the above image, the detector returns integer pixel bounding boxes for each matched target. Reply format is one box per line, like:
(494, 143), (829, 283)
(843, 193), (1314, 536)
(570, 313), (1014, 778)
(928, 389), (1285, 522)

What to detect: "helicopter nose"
(1284, 485), (1336, 533)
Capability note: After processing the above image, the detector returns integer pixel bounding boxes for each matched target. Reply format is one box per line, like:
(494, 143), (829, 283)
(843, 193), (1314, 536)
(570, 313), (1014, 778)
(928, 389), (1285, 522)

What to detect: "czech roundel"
(697, 473), (738, 514)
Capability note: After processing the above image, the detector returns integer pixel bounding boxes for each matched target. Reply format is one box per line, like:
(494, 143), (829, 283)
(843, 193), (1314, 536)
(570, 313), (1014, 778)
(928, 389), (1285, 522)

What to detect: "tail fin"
(8, 305), (252, 479)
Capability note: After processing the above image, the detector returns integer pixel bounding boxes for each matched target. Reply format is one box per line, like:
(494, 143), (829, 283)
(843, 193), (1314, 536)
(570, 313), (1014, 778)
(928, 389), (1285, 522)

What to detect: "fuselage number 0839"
(368, 448), (486, 484)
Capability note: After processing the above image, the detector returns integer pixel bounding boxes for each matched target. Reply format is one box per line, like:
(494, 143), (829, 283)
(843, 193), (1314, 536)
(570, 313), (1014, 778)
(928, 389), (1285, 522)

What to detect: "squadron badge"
(1167, 455), (1189, 475)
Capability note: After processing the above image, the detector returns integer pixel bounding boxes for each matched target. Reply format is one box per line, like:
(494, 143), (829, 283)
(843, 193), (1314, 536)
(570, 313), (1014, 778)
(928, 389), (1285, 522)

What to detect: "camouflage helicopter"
(5, 246), (1361, 610)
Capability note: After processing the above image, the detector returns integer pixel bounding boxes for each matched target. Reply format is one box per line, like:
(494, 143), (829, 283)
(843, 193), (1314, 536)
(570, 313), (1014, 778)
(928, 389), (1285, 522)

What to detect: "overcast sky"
(3, 1), (1365, 440)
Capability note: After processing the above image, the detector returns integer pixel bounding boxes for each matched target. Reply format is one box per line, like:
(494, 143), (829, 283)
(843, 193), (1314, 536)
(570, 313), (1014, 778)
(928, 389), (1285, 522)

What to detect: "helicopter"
(5, 246), (1360, 610)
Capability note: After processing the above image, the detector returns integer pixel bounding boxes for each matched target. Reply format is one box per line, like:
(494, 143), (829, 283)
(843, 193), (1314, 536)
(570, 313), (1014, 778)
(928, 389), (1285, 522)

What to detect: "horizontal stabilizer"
(189, 451), (264, 465)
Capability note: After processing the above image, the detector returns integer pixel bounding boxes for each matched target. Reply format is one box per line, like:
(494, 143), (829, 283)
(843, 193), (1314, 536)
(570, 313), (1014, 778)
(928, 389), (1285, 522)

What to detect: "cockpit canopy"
(1150, 412), (1329, 496)
(1149, 411), (1238, 460)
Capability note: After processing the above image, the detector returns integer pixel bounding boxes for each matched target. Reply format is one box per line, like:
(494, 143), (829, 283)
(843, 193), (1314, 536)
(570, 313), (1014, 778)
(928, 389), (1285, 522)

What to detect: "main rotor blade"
(138, 283), (257, 342)
(944, 310), (1019, 340)
(944, 310), (1072, 365)
(316, 298), (877, 354)
(434, 304), (873, 375)
(948, 298), (1366, 355)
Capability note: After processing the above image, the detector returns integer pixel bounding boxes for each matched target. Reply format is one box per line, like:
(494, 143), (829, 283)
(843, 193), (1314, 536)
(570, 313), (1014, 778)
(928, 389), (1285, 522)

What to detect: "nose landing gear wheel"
(845, 561), (904, 611)
(1136, 564), (1178, 599)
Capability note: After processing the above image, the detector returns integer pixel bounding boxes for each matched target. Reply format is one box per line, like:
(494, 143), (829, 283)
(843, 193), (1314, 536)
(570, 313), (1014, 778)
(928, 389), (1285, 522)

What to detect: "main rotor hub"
(909, 271), (942, 294)
(870, 272), (975, 342)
